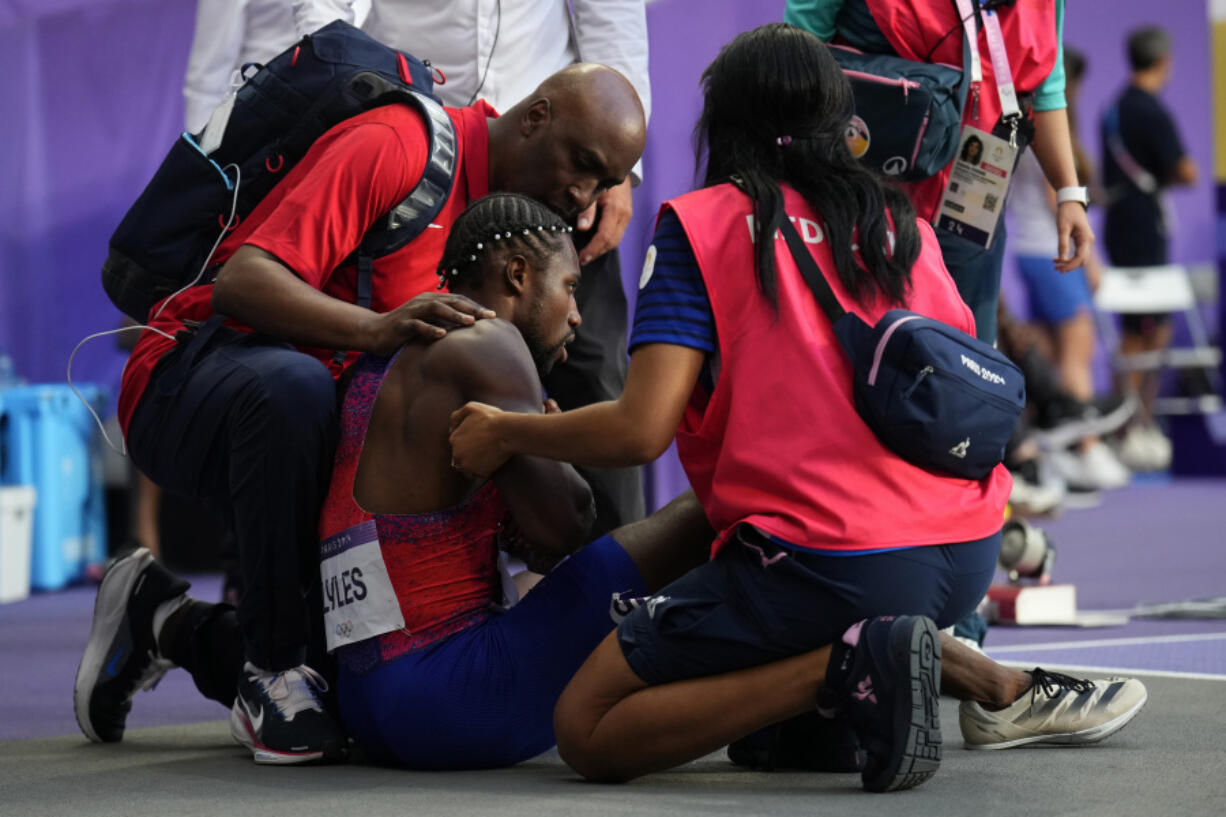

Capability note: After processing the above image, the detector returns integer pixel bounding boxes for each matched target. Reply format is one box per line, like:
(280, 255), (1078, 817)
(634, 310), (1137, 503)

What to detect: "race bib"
(320, 520), (405, 652)
(935, 126), (1017, 249)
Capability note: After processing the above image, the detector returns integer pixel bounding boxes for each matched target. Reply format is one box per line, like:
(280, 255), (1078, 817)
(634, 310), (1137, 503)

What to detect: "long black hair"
(695, 23), (919, 309)
(436, 193), (573, 291)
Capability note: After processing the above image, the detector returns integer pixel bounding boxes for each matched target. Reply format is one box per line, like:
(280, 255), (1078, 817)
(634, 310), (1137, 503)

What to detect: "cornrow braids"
(436, 193), (574, 291)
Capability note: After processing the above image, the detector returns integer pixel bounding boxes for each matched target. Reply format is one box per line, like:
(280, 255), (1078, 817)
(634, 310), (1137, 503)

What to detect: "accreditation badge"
(935, 126), (1017, 249)
(319, 520), (405, 652)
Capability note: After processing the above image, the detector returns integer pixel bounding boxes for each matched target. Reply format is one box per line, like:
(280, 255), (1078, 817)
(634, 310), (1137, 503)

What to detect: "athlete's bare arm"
(354, 319), (593, 568)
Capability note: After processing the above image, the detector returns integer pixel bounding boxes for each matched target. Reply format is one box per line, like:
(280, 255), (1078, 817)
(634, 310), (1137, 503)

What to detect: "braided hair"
(436, 193), (574, 291)
(696, 23), (919, 310)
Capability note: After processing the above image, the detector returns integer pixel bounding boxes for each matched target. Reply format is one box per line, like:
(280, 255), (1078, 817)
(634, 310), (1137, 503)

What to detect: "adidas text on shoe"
(819, 615), (943, 792)
(959, 668), (1147, 750)
(73, 548), (190, 743)
(230, 662), (348, 765)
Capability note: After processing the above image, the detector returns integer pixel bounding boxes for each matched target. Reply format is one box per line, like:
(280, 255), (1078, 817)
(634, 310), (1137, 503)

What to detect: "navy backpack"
(102, 20), (458, 323)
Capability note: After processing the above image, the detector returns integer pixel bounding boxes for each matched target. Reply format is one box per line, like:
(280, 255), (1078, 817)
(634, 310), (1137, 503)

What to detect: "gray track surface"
(2, 673), (1222, 817)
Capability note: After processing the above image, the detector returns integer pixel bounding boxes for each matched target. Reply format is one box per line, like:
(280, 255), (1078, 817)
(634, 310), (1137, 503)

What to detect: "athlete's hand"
(499, 519), (565, 574)
(448, 401), (512, 479)
(367, 292), (495, 355)
(575, 178), (633, 266)
(1054, 201), (1094, 273)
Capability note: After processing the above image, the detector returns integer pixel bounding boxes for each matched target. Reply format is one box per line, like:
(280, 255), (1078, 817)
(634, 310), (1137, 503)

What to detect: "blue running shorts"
(1016, 254), (1093, 325)
(337, 535), (645, 769)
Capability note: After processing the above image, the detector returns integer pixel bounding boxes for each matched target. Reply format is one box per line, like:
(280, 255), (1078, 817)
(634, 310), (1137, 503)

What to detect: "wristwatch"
(1056, 186), (1090, 207)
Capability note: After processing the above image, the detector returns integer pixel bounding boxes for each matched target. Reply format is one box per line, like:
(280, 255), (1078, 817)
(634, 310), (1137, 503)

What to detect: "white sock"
(151, 594), (191, 653)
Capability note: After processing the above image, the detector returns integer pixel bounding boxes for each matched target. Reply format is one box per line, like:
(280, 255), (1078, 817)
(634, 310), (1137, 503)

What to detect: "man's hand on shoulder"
(366, 292), (496, 356)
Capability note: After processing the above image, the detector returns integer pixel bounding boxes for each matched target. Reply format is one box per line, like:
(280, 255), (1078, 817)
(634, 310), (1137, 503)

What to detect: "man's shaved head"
(536, 63), (646, 148)
(488, 63), (646, 223)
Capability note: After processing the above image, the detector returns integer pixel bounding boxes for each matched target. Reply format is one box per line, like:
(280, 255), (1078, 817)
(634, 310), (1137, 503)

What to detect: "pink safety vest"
(863, 0), (1059, 221)
(666, 183), (1011, 555)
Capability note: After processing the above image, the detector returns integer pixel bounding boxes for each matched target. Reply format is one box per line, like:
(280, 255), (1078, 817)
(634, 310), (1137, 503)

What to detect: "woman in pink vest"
(449, 23), (1141, 791)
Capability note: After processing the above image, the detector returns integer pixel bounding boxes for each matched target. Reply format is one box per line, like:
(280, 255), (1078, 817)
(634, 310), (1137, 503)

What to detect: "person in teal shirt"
(785, 0), (1086, 346)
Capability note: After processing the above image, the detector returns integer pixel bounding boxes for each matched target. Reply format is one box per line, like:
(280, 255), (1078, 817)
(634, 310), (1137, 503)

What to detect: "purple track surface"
(981, 478), (1226, 678)
(2, 479), (1222, 743)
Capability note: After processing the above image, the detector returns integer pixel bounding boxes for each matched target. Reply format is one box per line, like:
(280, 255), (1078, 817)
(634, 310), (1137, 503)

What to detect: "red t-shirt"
(117, 101), (495, 434)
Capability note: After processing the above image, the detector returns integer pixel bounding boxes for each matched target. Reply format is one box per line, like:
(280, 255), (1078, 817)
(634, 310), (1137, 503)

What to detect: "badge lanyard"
(953, 0), (1022, 145)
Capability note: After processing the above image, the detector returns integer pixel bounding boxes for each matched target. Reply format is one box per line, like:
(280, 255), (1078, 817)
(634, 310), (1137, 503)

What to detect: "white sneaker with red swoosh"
(229, 662), (349, 764)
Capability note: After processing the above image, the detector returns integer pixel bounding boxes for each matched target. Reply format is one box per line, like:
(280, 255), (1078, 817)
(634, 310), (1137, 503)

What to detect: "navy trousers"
(937, 220), (1009, 345)
(127, 329), (338, 699)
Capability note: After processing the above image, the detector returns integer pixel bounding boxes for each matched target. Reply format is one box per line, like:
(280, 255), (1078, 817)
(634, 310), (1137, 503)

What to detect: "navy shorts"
(336, 535), (645, 769)
(616, 525), (1000, 686)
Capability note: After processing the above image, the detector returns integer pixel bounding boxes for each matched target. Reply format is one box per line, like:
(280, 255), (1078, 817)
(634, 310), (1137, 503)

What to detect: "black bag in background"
(831, 43), (970, 182)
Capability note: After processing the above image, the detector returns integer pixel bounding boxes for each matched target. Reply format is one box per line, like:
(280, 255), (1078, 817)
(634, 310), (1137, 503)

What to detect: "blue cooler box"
(0, 384), (108, 590)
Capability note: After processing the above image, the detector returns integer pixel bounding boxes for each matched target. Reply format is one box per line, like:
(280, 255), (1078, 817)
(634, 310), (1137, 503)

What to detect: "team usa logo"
(845, 115), (870, 158)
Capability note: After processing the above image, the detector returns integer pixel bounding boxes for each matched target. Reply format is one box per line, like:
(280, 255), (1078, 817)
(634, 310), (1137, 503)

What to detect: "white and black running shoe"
(73, 548), (190, 743)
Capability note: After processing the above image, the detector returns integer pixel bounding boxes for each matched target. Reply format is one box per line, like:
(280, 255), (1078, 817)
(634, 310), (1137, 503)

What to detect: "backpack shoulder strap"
(333, 93), (456, 372)
(358, 93), (458, 271)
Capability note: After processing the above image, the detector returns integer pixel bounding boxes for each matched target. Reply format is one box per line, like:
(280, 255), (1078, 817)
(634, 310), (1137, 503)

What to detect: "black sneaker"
(818, 615), (942, 792)
(229, 662), (348, 764)
(727, 711), (864, 772)
(73, 548), (190, 743)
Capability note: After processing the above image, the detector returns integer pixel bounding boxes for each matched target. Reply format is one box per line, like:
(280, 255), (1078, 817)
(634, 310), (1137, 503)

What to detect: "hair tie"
(776, 135), (793, 147)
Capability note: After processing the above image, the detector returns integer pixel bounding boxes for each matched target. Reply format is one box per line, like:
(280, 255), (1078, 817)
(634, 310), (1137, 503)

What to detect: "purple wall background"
(0, 0), (197, 411)
(0, 0), (1217, 506)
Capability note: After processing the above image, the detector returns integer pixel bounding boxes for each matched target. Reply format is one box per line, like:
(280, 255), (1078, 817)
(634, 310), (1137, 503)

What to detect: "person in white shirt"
(293, 0), (652, 536)
(183, 0), (300, 132)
